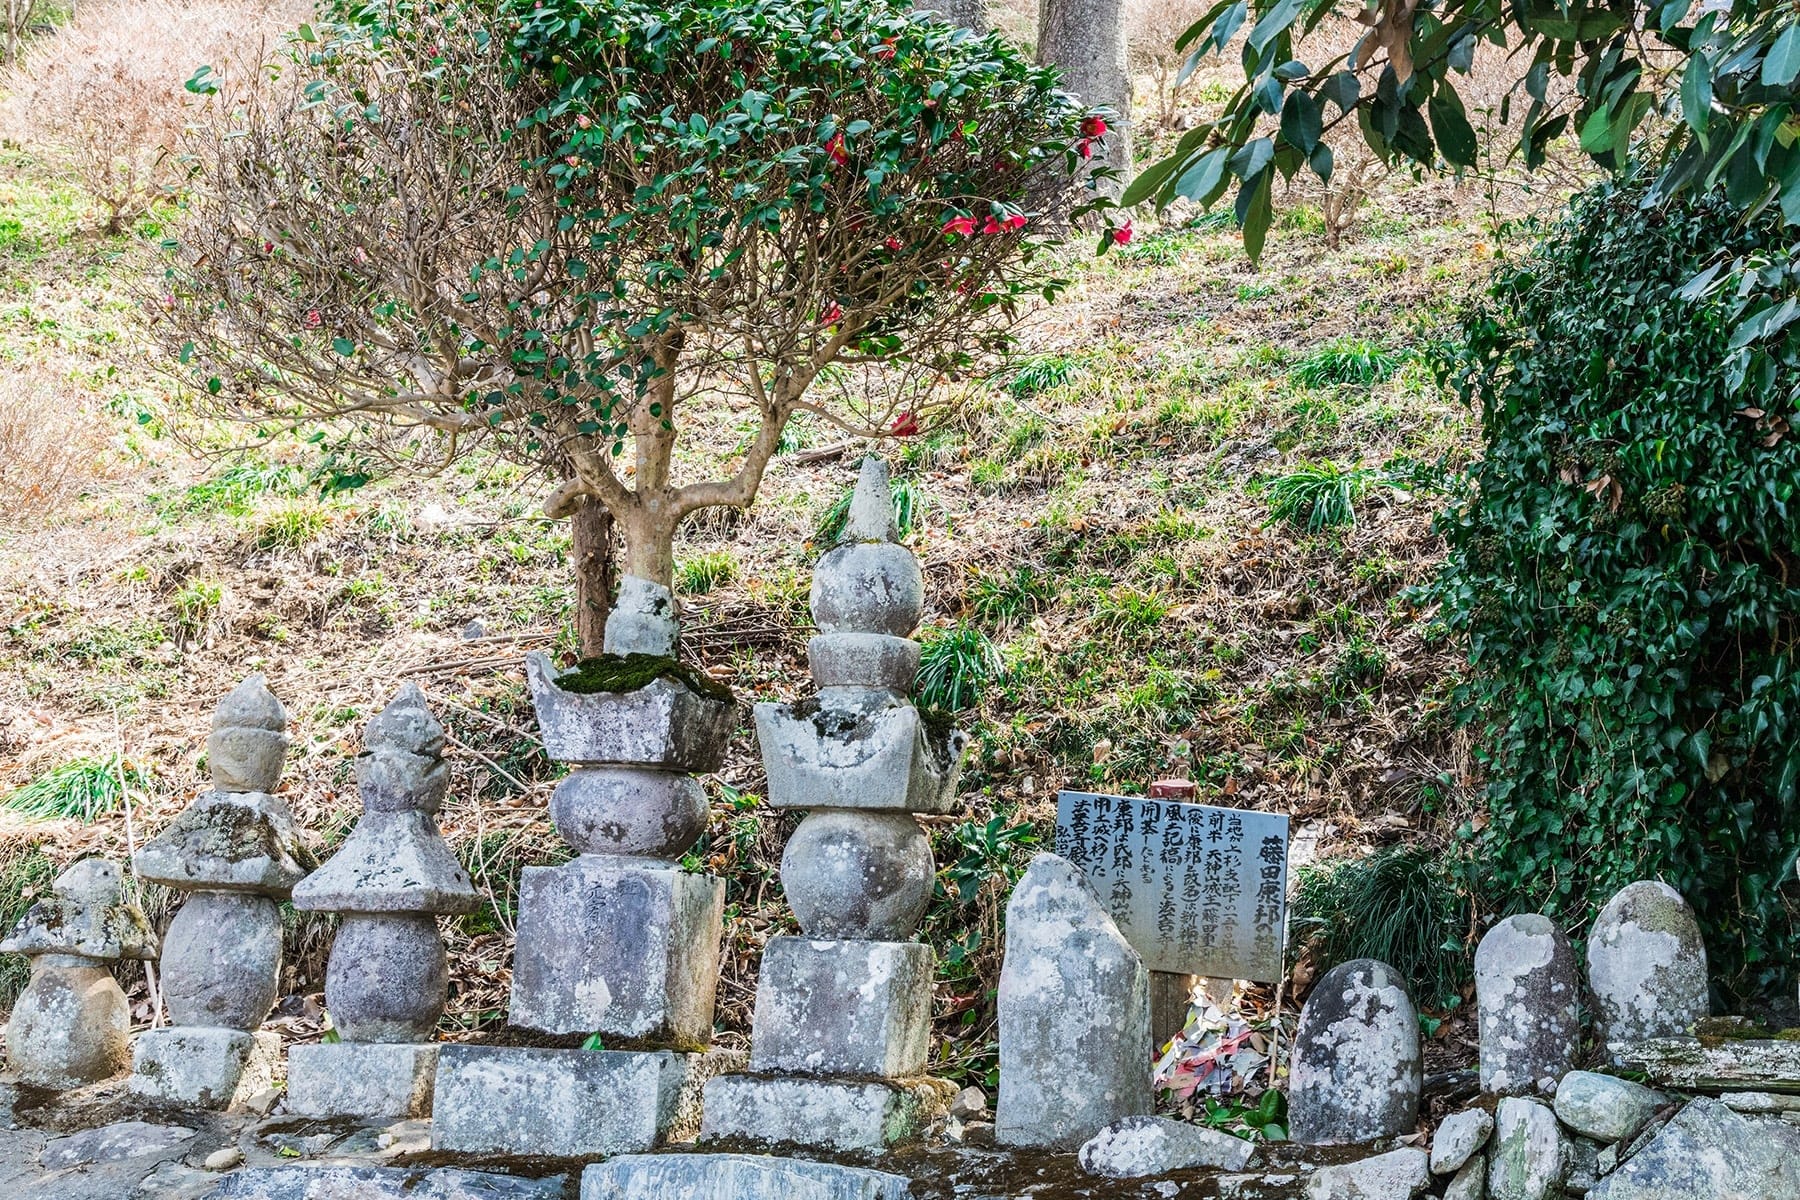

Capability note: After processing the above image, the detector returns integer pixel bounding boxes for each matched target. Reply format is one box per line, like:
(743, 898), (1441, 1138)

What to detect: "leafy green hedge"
(1432, 180), (1800, 1001)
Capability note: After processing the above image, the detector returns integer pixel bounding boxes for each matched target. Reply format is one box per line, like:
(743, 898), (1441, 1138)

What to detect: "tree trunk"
(570, 497), (617, 658)
(915, 0), (988, 30)
(1038, 0), (1133, 187)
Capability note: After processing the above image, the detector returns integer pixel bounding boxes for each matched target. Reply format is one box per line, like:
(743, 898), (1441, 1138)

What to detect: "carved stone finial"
(207, 674), (290, 794)
(843, 455), (897, 544)
(357, 683), (449, 814)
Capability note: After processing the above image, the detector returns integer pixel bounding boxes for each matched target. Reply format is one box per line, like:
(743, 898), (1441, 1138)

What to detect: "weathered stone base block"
(286, 1041), (438, 1120)
(130, 1026), (280, 1110)
(750, 938), (931, 1077)
(700, 1075), (954, 1152)
(509, 858), (724, 1042)
(582, 1153), (912, 1200)
(209, 1165), (566, 1199)
(431, 1045), (695, 1157)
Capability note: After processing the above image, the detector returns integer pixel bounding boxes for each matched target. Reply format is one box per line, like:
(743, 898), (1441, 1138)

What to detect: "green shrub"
(1430, 180), (1800, 1000)
(1263, 462), (1377, 531)
(1288, 845), (1477, 1010)
(916, 624), (1003, 711)
(675, 550), (737, 595)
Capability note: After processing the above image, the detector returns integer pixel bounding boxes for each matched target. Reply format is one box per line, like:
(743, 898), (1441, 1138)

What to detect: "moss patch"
(556, 653), (734, 703)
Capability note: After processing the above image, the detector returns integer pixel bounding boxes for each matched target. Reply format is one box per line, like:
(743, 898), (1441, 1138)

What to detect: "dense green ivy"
(1431, 180), (1800, 1002)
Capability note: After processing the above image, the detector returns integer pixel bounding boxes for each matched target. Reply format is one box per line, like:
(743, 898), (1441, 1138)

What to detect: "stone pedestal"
(581, 1154), (913, 1200)
(431, 1045), (700, 1157)
(131, 675), (311, 1110)
(1, 860), (157, 1090)
(510, 858), (724, 1043)
(286, 1042), (438, 1120)
(131, 1027), (281, 1109)
(704, 457), (965, 1153)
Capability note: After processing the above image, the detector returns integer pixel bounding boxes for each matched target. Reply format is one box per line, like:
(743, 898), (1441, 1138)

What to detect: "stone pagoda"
(287, 684), (480, 1120)
(702, 455), (968, 1151)
(431, 568), (737, 1158)
(131, 675), (312, 1109)
(1, 858), (157, 1089)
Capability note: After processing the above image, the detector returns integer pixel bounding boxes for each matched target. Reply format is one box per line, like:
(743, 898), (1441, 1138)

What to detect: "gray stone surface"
(808, 633), (918, 693)
(810, 542), (923, 638)
(1567, 1136), (1601, 1196)
(40, 1121), (196, 1168)
(286, 1041), (438, 1120)
(1432, 1108), (1494, 1176)
(1076, 1114), (1257, 1177)
(996, 853), (1151, 1149)
(3, 957), (133, 1088)
(205, 674), (290, 794)
(1616, 1033), (1800, 1091)
(508, 857), (723, 1041)
(1553, 1071), (1667, 1143)
(605, 575), (680, 658)
(130, 1026), (280, 1109)
(581, 1153), (911, 1200)
(525, 652), (736, 772)
(1446, 1157), (1486, 1200)
(1475, 914), (1580, 1095)
(700, 1074), (952, 1152)
(1288, 958), (1421, 1146)
(431, 1045), (692, 1157)
(292, 812), (477, 916)
(779, 811), (933, 939)
(755, 693), (967, 815)
(1719, 1091), (1800, 1113)
(551, 767), (708, 858)
(1588, 1097), (1800, 1200)
(321, 913), (447, 1042)
(1587, 882), (1709, 1047)
(160, 890), (283, 1031)
(1488, 1097), (1567, 1200)
(206, 1166), (567, 1199)
(134, 793), (312, 894)
(1304, 1147), (1430, 1199)
(1, 858), (157, 961)
(749, 937), (931, 1077)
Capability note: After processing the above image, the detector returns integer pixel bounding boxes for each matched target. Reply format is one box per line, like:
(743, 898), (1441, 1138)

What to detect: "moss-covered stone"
(555, 653), (734, 704)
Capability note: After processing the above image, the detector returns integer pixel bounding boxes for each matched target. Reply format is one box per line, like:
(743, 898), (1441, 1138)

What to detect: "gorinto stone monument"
(131, 675), (312, 1109)
(1053, 789), (1289, 981)
(702, 456), (966, 1151)
(287, 684), (481, 1120)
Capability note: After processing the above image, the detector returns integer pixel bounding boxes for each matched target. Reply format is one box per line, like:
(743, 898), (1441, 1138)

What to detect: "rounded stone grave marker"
(1288, 958), (1422, 1146)
(1475, 914), (1579, 1095)
(1586, 880), (1708, 1046)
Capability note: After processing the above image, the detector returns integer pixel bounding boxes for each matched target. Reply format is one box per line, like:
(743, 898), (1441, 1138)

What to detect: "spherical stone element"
(551, 767), (708, 859)
(1475, 914), (1580, 1096)
(810, 543), (924, 637)
(161, 890), (283, 1031)
(1288, 958), (1422, 1146)
(1587, 881), (1709, 1046)
(206, 675), (290, 794)
(4, 957), (131, 1088)
(325, 913), (448, 1042)
(781, 810), (932, 939)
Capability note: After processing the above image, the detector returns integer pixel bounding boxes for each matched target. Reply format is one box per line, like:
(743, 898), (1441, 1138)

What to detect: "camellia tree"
(1128, 0), (1800, 257)
(160, 0), (1104, 653)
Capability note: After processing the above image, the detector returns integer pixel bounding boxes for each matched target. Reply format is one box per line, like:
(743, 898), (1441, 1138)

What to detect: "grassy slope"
(0, 135), (1512, 1078)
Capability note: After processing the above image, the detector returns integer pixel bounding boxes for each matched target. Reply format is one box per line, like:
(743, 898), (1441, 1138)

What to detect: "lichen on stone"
(553, 653), (733, 703)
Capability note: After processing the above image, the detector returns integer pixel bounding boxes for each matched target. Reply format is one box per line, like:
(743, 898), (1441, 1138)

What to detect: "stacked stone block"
(432, 576), (734, 1157)
(1, 859), (157, 1088)
(287, 684), (480, 1119)
(702, 456), (968, 1152)
(131, 675), (312, 1109)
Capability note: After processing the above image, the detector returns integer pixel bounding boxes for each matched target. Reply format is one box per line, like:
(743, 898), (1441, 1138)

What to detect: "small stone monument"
(287, 685), (480, 1119)
(996, 852), (1153, 1149)
(1288, 958), (1422, 1146)
(1, 859), (156, 1088)
(432, 569), (735, 1157)
(1475, 914), (1579, 1096)
(1586, 880), (1709, 1047)
(702, 456), (967, 1152)
(131, 675), (311, 1109)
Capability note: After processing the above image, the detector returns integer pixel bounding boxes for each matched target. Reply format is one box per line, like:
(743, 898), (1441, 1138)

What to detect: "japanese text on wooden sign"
(1054, 789), (1289, 982)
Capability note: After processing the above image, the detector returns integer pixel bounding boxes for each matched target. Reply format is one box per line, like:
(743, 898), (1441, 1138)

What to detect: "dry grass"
(0, 368), (111, 526)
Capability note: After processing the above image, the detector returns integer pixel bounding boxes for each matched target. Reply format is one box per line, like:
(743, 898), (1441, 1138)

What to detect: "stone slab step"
(203, 1165), (564, 1199)
(1616, 1035), (1800, 1093)
(581, 1153), (910, 1200)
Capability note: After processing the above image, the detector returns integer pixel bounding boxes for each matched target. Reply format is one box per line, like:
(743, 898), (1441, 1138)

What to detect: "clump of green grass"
(1288, 845), (1479, 1010)
(676, 550), (738, 595)
(965, 566), (1053, 630)
(176, 459), (302, 516)
(249, 500), (333, 550)
(1007, 354), (1081, 398)
(1290, 338), (1404, 389)
(2, 755), (147, 822)
(916, 624), (1003, 712)
(815, 475), (927, 544)
(1263, 462), (1379, 531)
(170, 578), (223, 642)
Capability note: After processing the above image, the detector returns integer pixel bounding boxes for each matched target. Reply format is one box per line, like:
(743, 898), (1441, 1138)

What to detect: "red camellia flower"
(942, 215), (976, 236)
(826, 133), (847, 166)
(1005, 213), (1028, 231)
(884, 236), (903, 251)
(820, 303), (843, 325)
(873, 35), (898, 60)
(1113, 222), (1134, 246)
(1077, 139), (1095, 160)
(304, 309), (322, 328)
(576, 115), (592, 130)
(890, 411), (920, 437)
(565, 155), (581, 168)
(1081, 115), (1108, 138)
(981, 216), (1005, 235)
